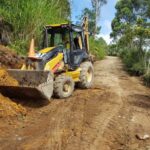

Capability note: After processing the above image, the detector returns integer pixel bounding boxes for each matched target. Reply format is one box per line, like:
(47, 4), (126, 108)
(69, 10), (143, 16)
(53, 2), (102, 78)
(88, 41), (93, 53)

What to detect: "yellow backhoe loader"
(0, 17), (94, 100)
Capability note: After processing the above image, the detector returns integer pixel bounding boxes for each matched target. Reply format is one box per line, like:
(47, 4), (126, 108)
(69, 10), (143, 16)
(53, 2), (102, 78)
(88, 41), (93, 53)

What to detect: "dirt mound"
(0, 69), (26, 117)
(0, 69), (19, 86)
(0, 94), (26, 117)
(0, 45), (24, 69)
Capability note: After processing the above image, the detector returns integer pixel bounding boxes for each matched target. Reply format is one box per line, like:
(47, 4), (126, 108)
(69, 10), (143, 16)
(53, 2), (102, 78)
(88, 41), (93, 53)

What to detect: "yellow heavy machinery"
(0, 17), (94, 100)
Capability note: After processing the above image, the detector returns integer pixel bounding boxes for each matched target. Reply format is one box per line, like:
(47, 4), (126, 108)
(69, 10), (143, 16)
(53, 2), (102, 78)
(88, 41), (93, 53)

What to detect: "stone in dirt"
(136, 133), (150, 140)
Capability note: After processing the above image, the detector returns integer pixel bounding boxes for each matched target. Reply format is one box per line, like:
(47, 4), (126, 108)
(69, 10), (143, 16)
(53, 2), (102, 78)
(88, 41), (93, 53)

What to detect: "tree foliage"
(80, 0), (107, 35)
(110, 0), (150, 86)
(80, 8), (100, 34)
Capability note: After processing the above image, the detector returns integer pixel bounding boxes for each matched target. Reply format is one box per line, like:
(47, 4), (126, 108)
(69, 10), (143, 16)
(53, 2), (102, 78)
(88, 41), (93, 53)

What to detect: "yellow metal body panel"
(44, 53), (63, 71)
(66, 68), (81, 82)
(40, 47), (55, 54)
(78, 37), (82, 49)
(46, 23), (68, 27)
(82, 16), (89, 52)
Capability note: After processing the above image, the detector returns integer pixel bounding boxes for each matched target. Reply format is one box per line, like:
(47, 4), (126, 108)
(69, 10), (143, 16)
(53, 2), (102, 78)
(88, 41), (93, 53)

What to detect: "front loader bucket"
(0, 70), (53, 101)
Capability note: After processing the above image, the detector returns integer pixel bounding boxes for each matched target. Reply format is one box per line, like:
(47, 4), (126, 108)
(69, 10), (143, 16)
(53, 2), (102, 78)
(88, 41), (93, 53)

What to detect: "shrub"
(129, 61), (145, 75)
(143, 73), (150, 87)
(89, 37), (107, 59)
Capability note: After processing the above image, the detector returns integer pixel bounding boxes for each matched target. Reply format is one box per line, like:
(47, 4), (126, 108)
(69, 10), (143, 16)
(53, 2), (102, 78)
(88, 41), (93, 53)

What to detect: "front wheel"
(77, 61), (94, 88)
(54, 75), (74, 98)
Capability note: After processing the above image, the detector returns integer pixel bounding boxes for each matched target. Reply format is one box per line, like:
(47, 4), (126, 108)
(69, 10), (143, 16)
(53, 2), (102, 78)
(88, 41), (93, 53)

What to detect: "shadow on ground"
(129, 94), (150, 109)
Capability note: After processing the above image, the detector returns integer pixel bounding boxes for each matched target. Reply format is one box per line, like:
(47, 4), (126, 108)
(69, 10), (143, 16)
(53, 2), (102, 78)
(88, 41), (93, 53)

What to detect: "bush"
(107, 44), (118, 56)
(89, 37), (107, 59)
(129, 61), (145, 75)
(120, 48), (145, 75)
(143, 73), (150, 87)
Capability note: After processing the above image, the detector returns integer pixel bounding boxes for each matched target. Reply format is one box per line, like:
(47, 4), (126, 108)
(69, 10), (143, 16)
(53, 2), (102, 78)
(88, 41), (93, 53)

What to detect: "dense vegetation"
(0, 0), (71, 54)
(0, 0), (107, 59)
(90, 37), (107, 59)
(0, 0), (107, 60)
(109, 0), (150, 86)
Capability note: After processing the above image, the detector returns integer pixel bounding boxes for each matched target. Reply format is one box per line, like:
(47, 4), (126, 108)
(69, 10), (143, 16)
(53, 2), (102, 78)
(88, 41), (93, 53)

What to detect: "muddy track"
(0, 56), (150, 150)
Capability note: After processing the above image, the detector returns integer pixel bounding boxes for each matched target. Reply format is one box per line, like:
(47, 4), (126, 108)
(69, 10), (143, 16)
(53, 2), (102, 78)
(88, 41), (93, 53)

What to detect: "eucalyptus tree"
(91, 0), (107, 35)
(110, 0), (150, 79)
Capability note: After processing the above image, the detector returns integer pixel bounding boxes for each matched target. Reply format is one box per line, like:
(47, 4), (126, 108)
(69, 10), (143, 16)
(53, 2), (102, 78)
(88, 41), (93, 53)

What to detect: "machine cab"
(41, 23), (89, 69)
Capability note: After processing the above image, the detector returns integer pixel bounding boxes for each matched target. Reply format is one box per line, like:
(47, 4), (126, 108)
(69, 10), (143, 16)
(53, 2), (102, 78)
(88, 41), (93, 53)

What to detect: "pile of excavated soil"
(0, 69), (26, 117)
(0, 45), (24, 69)
(0, 94), (26, 117)
(0, 69), (19, 86)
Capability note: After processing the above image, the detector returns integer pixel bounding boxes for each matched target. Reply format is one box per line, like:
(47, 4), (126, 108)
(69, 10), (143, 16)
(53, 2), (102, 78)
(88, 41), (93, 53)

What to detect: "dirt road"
(0, 56), (150, 150)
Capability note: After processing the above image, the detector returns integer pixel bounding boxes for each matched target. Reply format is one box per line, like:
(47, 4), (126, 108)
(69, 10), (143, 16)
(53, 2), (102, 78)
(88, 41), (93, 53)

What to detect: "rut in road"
(0, 56), (150, 150)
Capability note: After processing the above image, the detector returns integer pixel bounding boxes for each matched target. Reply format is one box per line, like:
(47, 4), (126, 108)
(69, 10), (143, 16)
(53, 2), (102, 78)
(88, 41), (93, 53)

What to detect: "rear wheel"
(77, 61), (94, 88)
(54, 75), (74, 98)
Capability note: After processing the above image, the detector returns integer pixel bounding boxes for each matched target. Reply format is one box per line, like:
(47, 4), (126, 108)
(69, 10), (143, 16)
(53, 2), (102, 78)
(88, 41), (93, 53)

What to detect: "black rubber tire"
(77, 61), (94, 89)
(54, 75), (75, 98)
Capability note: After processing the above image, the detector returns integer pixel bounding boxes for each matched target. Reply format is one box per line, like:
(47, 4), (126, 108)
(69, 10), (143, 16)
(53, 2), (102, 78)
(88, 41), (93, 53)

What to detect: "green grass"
(0, 0), (70, 54)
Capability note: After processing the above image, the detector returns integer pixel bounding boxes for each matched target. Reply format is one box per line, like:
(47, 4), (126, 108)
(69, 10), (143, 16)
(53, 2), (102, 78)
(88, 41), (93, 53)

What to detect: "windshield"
(42, 27), (70, 48)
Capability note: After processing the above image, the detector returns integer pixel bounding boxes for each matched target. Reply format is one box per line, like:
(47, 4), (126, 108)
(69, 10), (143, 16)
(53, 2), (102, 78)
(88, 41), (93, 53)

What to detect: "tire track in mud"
(55, 57), (126, 150)
(97, 57), (150, 150)
(0, 56), (150, 150)
(88, 84), (124, 149)
(19, 88), (122, 150)
(43, 89), (110, 150)
(103, 100), (132, 150)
